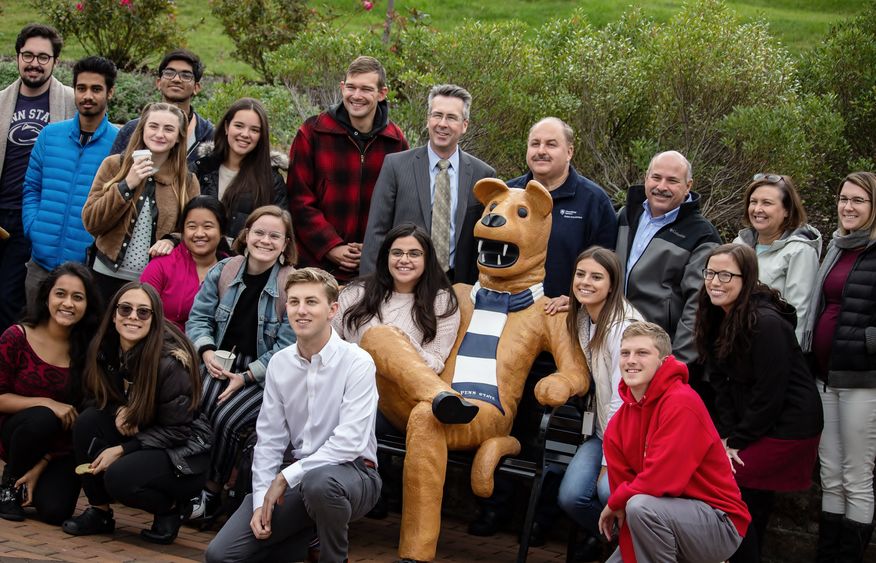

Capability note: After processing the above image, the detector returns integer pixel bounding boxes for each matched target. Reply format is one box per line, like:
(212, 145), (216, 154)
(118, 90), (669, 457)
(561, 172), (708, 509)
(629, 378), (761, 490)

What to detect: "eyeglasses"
(249, 228), (286, 242)
(116, 304), (153, 320)
(837, 195), (871, 207)
(160, 68), (196, 83)
(429, 112), (463, 124)
(19, 51), (53, 65)
(702, 269), (743, 283)
(389, 249), (425, 259)
(753, 173), (786, 187)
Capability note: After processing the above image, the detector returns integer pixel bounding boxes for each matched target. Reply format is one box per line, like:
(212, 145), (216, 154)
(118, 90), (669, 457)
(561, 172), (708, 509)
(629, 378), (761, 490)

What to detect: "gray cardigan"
(0, 76), (75, 173)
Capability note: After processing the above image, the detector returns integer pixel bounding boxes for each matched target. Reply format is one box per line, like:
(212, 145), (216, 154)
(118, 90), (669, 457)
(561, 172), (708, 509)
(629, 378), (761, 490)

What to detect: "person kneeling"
(206, 268), (381, 563)
(599, 322), (751, 563)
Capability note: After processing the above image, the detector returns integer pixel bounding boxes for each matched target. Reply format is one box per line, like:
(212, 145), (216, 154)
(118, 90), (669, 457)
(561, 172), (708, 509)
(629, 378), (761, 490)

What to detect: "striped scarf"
(451, 282), (544, 413)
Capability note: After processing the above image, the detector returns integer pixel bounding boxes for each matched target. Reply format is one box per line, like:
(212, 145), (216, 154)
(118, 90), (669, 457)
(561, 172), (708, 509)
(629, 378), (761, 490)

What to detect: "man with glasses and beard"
(110, 49), (213, 166)
(0, 23), (75, 332)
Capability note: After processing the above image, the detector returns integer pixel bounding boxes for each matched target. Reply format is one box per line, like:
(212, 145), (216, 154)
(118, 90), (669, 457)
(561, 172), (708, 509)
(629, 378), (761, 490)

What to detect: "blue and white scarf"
(451, 282), (544, 413)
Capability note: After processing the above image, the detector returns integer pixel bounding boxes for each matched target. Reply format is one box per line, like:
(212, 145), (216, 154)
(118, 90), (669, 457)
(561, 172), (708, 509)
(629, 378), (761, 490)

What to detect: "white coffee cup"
(131, 149), (159, 174)
(214, 350), (236, 372)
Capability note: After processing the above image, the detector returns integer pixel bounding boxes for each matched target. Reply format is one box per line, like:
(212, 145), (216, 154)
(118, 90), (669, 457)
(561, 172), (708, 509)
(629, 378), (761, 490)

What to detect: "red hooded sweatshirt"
(603, 355), (750, 562)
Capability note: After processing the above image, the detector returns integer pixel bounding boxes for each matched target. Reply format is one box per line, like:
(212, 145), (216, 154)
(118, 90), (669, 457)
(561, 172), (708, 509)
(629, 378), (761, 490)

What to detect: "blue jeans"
(558, 436), (610, 536)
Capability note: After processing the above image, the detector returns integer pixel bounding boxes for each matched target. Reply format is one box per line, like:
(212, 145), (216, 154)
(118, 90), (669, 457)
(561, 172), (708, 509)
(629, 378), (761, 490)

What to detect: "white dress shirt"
(251, 328), (378, 511)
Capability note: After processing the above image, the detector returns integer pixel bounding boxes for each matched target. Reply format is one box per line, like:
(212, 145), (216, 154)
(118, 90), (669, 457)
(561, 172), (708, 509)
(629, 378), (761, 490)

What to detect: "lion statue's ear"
(473, 178), (508, 207)
(525, 180), (553, 218)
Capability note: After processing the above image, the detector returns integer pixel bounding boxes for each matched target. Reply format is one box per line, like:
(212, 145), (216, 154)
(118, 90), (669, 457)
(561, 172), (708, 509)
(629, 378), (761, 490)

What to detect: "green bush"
(30, 0), (185, 71)
(198, 78), (318, 150)
(798, 0), (876, 173)
(210, 0), (313, 81)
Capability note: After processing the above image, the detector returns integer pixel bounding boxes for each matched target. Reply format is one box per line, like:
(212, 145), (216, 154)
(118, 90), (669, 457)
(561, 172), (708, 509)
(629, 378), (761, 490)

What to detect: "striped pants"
(201, 373), (264, 485)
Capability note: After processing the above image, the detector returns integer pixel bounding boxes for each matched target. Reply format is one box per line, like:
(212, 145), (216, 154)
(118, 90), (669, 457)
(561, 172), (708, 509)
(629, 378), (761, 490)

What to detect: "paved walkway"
(0, 496), (572, 562)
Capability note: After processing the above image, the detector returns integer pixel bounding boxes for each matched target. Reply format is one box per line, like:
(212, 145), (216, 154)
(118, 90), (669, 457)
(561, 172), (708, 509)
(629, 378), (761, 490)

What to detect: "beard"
(20, 67), (50, 90)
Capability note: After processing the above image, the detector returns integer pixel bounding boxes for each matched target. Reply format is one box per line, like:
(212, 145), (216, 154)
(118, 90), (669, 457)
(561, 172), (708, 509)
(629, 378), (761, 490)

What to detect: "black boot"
(431, 391), (479, 424)
(838, 517), (874, 563)
(0, 473), (24, 522)
(62, 506), (115, 536)
(140, 504), (187, 544)
(816, 511), (843, 563)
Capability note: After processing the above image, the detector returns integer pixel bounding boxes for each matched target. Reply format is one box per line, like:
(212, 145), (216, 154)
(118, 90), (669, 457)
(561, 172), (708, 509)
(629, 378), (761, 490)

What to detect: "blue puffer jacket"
(22, 114), (118, 269)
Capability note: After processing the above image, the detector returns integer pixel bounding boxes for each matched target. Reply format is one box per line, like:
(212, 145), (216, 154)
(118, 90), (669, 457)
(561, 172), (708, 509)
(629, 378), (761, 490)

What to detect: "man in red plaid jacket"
(287, 56), (408, 282)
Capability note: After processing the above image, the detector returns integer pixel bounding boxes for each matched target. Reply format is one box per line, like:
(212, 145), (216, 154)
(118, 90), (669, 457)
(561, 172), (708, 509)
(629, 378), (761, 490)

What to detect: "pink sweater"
(140, 244), (206, 330)
(332, 286), (460, 373)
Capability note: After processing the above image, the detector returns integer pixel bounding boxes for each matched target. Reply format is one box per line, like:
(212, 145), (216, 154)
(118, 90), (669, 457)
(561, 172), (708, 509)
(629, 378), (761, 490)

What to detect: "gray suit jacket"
(361, 145), (495, 284)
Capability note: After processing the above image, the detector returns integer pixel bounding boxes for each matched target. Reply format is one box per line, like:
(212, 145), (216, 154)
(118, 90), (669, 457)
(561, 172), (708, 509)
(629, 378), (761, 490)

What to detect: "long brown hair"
(106, 102), (192, 218)
(83, 282), (200, 427)
(566, 247), (627, 354)
(213, 98), (275, 219)
(694, 243), (784, 363)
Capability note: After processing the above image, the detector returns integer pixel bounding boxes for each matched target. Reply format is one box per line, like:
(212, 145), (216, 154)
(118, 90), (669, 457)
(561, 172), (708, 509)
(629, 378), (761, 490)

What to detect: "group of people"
(0, 20), (873, 563)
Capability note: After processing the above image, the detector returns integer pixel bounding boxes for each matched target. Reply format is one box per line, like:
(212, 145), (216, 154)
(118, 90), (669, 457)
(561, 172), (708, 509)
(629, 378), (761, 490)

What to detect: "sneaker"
(188, 489), (219, 521)
(0, 482), (25, 522)
(62, 506), (115, 536)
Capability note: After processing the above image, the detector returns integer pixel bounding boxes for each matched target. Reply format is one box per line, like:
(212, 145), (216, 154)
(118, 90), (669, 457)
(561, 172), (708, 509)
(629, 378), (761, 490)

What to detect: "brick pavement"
(0, 495), (572, 562)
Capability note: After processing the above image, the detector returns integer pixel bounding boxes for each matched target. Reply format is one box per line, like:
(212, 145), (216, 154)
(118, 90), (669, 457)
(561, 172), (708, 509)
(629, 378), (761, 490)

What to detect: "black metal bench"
(376, 403), (584, 563)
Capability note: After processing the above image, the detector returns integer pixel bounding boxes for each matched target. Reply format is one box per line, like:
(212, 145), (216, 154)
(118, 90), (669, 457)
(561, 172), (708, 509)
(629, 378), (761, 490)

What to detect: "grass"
(0, 0), (867, 77)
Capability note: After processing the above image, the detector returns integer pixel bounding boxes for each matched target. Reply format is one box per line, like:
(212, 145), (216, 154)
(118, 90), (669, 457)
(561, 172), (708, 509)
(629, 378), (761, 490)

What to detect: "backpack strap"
(274, 265), (294, 320)
(218, 256), (293, 322)
(217, 255), (246, 303)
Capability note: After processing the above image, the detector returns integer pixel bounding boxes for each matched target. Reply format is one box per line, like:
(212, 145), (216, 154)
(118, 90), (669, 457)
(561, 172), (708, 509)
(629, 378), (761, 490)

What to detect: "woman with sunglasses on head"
(332, 223), (460, 431)
(556, 247), (643, 560)
(83, 102), (200, 302)
(61, 282), (211, 545)
(185, 205), (296, 521)
(732, 174), (821, 343)
(192, 98), (288, 242)
(695, 243), (822, 563)
(0, 263), (102, 524)
(140, 196), (230, 331)
(803, 172), (876, 563)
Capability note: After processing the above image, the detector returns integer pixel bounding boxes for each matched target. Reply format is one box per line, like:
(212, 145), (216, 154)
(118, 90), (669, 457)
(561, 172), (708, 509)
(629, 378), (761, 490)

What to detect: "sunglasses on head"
(753, 173), (786, 186)
(115, 303), (153, 320)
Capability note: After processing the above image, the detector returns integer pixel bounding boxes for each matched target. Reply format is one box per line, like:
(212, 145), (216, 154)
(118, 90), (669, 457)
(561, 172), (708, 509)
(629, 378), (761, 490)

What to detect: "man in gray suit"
(361, 84), (495, 284)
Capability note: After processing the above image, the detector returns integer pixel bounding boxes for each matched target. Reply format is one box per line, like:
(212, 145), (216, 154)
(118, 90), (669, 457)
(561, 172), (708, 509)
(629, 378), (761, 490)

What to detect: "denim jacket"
(186, 257), (295, 384)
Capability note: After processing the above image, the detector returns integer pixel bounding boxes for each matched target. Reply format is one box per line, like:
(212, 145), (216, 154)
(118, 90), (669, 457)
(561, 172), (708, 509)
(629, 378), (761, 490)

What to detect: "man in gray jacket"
(361, 84), (495, 284)
(0, 23), (74, 331)
(615, 150), (721, 366)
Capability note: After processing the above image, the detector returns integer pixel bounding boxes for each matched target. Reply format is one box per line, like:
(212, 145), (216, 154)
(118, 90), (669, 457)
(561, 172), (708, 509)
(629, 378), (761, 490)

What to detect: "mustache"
(24, 66), (45, 73)
(651, 188), (674, 197)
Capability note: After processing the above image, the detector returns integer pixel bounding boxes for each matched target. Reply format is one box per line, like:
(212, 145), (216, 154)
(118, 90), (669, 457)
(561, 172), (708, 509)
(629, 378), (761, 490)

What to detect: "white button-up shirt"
(251, 329), (378, 511)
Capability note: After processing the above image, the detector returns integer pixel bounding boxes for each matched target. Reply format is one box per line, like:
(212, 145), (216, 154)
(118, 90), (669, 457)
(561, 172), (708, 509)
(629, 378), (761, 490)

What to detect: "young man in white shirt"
(206, 267), (381, 563)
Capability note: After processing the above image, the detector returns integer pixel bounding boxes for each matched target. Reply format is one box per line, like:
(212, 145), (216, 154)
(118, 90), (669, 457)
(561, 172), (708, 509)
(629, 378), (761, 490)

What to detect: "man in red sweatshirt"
(599, 322), (750, 563)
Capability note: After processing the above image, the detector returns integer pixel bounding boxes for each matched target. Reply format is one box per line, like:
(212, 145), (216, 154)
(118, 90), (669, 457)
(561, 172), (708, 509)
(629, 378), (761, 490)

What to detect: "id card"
(581, 410), (595, 437)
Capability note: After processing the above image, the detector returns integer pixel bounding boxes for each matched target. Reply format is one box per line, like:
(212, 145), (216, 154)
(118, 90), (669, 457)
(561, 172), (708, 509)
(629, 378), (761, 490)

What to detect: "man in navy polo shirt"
(509, 117), (617, 309)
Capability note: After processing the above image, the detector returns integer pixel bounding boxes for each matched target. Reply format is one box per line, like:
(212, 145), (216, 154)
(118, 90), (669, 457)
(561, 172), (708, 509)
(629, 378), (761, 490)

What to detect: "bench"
(376, 403), (585, 563)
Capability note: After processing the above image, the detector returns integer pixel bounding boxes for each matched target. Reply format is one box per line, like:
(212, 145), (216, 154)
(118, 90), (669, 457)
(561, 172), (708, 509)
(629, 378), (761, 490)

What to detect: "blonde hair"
(106, 102), (192, 218)
(622, 321), (671, 358)
(285, 267), (339, 303)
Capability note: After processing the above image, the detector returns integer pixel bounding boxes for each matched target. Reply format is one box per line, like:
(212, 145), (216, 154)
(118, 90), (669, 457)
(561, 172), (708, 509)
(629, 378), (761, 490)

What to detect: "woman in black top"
(61, 282), (210, 544)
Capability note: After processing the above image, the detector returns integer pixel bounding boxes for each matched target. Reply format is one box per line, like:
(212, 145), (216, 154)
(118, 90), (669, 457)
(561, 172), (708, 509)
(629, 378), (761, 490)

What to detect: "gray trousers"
(606, 494), (742, 563)
(24, 259), (50, 305)
(205, 459), (381, 563)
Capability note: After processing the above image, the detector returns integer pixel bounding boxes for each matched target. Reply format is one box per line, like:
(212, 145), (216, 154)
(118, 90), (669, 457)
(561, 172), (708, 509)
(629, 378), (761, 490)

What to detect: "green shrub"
(30, 0), (185, 71)
(210, 0), (313, 81)
(198, 78), (318, 150)
(798, 1), (876, 173)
